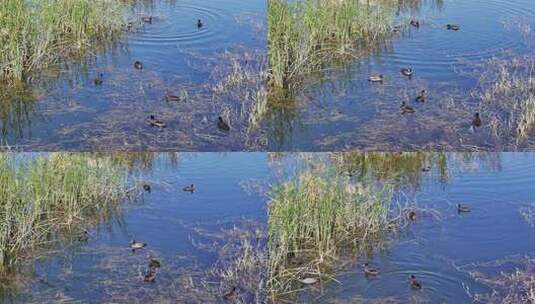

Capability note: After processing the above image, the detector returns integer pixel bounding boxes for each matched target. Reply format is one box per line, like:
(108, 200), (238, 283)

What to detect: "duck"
(421, 165), (431, 172)
(164, 91), (181, 102)
(363, 263), (379, 276)
(130, 240), (147, 251)
(144, 268), (157, 282)
(148, 257), (161, 269)
(457, 203), (471, 213)
(148, 115), (167, 128)
(183, 184), (195, 193)
(401, 67), (413, 77)
(410, 20), (420, 28)
(472, 113), (482, 127)
(197, 19), (203, 28)
(299, 277), (319, 284)
(408, 210), (417, 221)
(143, 183), (151, 193)
(134, 61), (143, 70)
(218, 116), (230, 132)
(94, 73), (104, 86)
(415, 90), (426, 103)
(410, 275), (422, 289)
(446, 24), (460, 31)
(392, 24), (403, 33)
(400, 101), (415, 114)
(141, 16), (153, 24)
(223, 286), (237, 302)
(368, 75), (384, 83)
(78, 229), (90, 242)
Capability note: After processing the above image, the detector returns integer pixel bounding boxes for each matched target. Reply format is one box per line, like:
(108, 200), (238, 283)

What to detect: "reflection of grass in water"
(0, 0), (127, 84)
(459, 256), (535, 304)
(266, 163), (416, 302)
(0, 84), (38, 143)
(268, 0), (396, 90)
(0, 154), (127, 275)
(474, 56), (535, 147)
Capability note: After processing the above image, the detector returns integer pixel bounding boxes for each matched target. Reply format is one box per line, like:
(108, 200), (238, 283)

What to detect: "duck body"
(183, 184), (195, 193)
(143, 184), (151, 193)
(408, 211), (417, 221)
(164, 91), (181, 102)
(363, 263), (379, 276)
(78, 230), (90, 242)
(457, 203), (470, 213)
(401, 68), (413, 77)
(94, 73), (103, 86)
(148, 115), (167, 128)
(472, 113), (482, 127)
(141, 16), (152, 24)
(149, 258), (161, 269)
(410, 275), (422, 289)
(218, 116), (230, 132)
(368, 75), (384, 83)
(410, 20), (420, 28)
(415, 90), (426, 102)
(134, 61), (143, 70)
(197, 19), (203, 28)
(400, 101), (415, 114)
(447, 24), (460, 31)
(130, 240), (147, 250)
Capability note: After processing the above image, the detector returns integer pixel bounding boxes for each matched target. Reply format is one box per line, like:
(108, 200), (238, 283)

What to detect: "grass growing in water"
(0, 0), (127, 84)
(267, 161), (409, 301)
(0, 153), (126, 272)
(268, 0), (396, 90)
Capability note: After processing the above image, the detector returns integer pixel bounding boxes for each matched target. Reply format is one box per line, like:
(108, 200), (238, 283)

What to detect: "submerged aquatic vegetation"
(0, 0), (127, 84)
(0, 153), (126, 272)
(268, 0), (397, 90)
(474, 56), (535, 146)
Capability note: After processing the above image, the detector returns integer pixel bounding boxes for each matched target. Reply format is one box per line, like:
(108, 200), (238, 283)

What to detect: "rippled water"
(0, 0), (265, 151)
(268, 0), (535, 151)
(2, 153), (534, 303)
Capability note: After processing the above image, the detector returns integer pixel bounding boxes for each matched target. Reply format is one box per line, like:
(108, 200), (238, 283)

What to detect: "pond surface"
(2, 152), (534, 303)
(268, 0), (535, 151)
(0, 0), (266, 151)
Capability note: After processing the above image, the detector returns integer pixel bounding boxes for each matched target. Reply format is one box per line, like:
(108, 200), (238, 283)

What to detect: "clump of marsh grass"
(0, 153), (126, 272)
(268, 0), (397, 90)
(0, 0), (127, 84)
(267, 162), (413, 301)
(473, 56), (535, 146)
(460, 256), (535, 304)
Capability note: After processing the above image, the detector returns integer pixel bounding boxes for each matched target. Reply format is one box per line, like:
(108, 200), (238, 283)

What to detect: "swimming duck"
(94, 73), (103, 86)
(401, 67), (413, 77)
(148, 257), (161, 269)
(218, 116), (230, 132)
(223, 286), (237, 302)
(78, 229), (90, 242)
(408, 211), (417, 221)
(148, 115), (167, 128)
(410, 20), (420, 28)
(410, 275), (422, 289)
(392, 24), (403, 33)
(421, 165), (431, 172)
(446, 24), (460, 31)
(363, 263), (379, 276)
(130, 240), (147, 251)
(143, 183), (151, 193)
(144, 268), (157, 282)
(197, 19), (203, 28)
(400, 101), (415, 114)
(368, 75), (384, 83)
(183, 184), (195, 193)
(415, 90), (426, 103)
(164, 91), (181, 102)
(134, 61), (143, 70)
(457, 203), (470, 213)
(299, 277), (319, 284)
(472, 113), (482, 127)
(141, 16), (153, 24)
